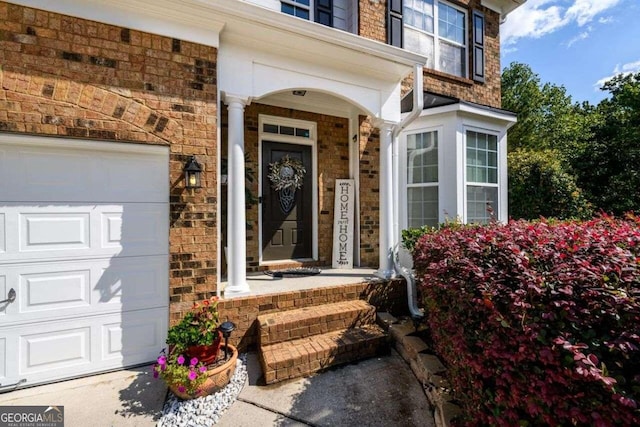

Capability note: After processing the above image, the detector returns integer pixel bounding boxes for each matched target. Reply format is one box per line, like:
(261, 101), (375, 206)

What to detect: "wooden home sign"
(332, 179), (354, 269)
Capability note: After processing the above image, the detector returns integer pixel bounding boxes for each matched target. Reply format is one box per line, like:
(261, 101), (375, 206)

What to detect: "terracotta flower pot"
(185, 330), (223, 365)
(169, 344), (238, 400)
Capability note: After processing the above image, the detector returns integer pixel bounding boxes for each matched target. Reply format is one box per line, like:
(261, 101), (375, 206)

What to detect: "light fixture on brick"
(184, 155), (202, 189)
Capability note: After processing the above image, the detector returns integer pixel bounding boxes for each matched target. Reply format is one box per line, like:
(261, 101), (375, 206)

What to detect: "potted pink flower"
(153, 349), (209, 398)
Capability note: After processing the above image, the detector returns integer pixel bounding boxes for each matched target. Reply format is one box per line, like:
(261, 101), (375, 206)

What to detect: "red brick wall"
(358, 116), (380, 267)
(0, 2), (218, 323)
(221, 103), (350, 271)
(359, 0), (503, 108)
(359, 0), (387, 43)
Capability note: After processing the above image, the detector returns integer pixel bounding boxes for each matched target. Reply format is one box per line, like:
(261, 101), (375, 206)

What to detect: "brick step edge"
(258, 300), (376, 346)
(385, 315), (463, 427)
(260, 325), (388, 384)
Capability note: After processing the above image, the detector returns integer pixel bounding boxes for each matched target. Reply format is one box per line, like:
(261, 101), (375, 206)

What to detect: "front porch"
(217, 270), (408, 351)
(221, 267), (378, 296)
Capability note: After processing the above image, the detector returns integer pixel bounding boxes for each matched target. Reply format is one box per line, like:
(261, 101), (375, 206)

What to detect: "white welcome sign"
(332, 179), (354, 269)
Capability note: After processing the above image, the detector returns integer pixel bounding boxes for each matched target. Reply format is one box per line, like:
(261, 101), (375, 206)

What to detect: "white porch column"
(224, 95), (251, 296)
(375, 120), (396, 279)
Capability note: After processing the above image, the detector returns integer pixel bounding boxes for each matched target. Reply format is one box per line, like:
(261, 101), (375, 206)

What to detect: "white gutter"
(391, 64), (425, 320)
(392, 64), (425, 140)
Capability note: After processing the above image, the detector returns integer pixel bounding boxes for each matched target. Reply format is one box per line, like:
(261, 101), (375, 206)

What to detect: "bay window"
(406, 131), (439, 228)
(466, 130), (498, 224)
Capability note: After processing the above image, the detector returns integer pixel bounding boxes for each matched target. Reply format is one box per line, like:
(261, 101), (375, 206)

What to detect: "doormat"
(264, 267), (321, 278)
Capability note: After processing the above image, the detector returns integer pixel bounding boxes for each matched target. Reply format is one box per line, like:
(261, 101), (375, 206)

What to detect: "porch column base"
(223, 283), (251, 298)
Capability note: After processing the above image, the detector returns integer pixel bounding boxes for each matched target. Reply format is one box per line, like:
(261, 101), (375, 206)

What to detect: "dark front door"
(262, 142), (313, 261)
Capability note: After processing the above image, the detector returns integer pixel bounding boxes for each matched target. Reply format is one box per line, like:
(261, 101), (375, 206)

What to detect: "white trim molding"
(258, 115), (319, 265)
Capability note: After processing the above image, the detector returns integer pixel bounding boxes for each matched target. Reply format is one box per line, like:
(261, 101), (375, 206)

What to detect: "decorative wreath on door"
(268, 155), (306, 214)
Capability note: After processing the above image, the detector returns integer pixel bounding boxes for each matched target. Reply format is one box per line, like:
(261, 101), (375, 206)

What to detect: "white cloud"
(565, 0), (621, 26)
(598, 16), (614, 24)
(565, 26), (592, 48)
(501, 46), (519, 56)
(502, 0), (622, 46)
(595, 59), (640, 88)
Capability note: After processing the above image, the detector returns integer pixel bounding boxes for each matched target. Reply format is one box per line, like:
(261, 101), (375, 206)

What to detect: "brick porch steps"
(258, 299), (376, 346)
(257, 300), (387, 384)
(260, 325), (387, 384)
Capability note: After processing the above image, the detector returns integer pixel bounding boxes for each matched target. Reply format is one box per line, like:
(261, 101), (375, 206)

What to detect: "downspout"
(392, 63), (424, 320)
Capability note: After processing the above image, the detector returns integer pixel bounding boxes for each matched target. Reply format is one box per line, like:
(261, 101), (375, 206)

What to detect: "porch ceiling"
(257, 90), (362, 118)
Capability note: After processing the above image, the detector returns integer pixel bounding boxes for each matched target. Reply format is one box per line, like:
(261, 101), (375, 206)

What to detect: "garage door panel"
(0, 138), (168, 203)
(0, 337), (5, 381)
(0, 275), (6, 317)
(2, 309), (166, 386)
(0, 212), (5, 253)
(20, 269), (91, 313)
(100, 205), (168, 254)
(103, 311), (165, 361)
(103, 155), (168, 203)
(25, 150), (95, 199)
(1, 135), (169, 387)
(20, 212), (90, 252)
(97, 256), (168, 309)
(0, 204), (168, 263)
(3, 256), (167, 326)
(22, 327), (92, 373)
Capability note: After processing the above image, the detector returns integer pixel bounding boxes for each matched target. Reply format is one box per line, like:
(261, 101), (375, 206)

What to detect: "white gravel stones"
(157, 353), (248, 427)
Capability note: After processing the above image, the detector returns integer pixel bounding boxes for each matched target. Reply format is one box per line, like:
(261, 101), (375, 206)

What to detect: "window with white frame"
(403, 0), (467, 77)
(406, 131), (439, 228)
(280, 0), (357, 32)
(466, 130), (498, 224)
(281, 0), (311, 20)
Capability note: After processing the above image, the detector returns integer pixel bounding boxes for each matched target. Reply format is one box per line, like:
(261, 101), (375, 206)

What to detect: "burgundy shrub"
(413, 215), (640, 426)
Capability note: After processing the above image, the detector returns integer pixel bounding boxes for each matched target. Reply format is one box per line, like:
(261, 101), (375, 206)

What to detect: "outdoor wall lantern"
(184, 155), (202, 189)
(218, 321), (236, 360)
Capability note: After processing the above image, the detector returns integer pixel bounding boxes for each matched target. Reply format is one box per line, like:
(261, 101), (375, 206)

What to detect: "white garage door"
(0, 134), (169, 389)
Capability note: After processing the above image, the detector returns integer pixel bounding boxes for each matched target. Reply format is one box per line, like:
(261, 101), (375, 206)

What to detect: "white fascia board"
(208, 0), (427, 71)
(11, 0), (426, 79)
(481, 0), (526, 17)
(419, 103), (517, 128)
(7, 0), (226, 47)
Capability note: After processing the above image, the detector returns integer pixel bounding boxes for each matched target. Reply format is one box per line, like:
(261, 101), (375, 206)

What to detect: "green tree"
(502, 63), (594, 219)
(572, 72), (640, 214)
(508, 149), (592, 220)
(501, 62), (593, 157)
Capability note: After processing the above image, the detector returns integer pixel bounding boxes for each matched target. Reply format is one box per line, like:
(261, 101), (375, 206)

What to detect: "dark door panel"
(262, 141), (313, 261)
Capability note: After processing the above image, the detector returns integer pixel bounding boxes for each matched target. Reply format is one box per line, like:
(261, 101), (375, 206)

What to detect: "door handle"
(0, 288), (16, 304)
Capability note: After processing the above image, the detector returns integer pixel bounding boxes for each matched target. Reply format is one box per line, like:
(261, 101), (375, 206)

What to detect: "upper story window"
(405, 131), (439, 228)
(403, 0), (467, 78)
(465, 130), (498, 224)
(280, 0), (356, 33)
(281, 0), (311, 20)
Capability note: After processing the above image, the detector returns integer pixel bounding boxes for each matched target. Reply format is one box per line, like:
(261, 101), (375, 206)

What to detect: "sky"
(500, 0), (640, 105)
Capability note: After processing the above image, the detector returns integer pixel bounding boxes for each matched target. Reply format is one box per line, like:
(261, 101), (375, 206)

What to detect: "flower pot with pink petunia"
(166, 296), (223, 363)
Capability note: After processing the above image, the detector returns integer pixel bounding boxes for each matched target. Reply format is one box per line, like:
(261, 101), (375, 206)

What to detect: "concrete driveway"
(0, 349), (434, 427)
(218, 350), (434, 427)
(0, 365), (166, 427)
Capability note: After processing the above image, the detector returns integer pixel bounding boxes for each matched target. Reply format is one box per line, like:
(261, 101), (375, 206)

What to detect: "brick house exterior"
(0, 0), (522, 387)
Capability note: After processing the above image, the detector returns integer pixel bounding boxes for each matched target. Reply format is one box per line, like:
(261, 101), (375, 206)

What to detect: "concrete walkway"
(218, 350), (434, 427)
(0, 366), (166, 427)
(0, 349), (435, 427)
